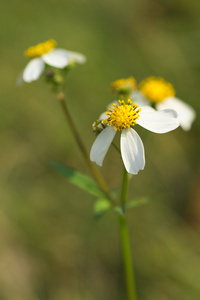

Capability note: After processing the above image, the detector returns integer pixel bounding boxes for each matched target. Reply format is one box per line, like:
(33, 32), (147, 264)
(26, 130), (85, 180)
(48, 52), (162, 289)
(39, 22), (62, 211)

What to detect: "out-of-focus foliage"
(0, 0), (200, 299)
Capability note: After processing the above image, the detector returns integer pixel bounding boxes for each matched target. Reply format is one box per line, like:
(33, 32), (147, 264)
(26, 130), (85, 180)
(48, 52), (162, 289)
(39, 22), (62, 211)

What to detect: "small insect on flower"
(21, 39), (86, 83)
(90, 99), (179, 175)
(132, 76), (196, 131)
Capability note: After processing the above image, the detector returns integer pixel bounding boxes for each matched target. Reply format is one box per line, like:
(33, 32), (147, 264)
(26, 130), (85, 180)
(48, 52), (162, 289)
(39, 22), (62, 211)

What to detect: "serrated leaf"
(94, 198), (111, 218)
(51, 161), (104, 197)
(127, 197), (149, 209)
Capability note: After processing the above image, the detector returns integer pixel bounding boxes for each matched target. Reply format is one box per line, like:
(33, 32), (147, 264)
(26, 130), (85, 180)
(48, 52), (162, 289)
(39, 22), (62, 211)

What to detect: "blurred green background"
(0, 0), (200, 299)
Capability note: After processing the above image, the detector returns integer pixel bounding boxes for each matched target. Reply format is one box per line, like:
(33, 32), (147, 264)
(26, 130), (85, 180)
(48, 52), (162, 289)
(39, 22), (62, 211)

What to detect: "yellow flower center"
(139, 76), (175, 103)
(24, 39), (57, 58)
(105, 99), (141, 131)
(111, 77), (137, 94)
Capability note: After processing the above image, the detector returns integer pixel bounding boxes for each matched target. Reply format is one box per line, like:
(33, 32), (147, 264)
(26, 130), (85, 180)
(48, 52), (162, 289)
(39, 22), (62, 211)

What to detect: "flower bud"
(92, 119), (107, 135)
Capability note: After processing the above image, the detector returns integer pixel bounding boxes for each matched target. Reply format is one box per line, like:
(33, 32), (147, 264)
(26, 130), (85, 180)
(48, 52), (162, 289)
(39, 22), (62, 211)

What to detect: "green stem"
(112, 142), (121, 154)
(120, 168), (129, 209)
(57, 92), (113, 203)
(119, 168), (137, 300)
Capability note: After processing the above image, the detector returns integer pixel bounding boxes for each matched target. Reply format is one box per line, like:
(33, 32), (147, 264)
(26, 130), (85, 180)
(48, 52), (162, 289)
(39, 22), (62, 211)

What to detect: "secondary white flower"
(132, 76), (196, 131)
(22, 39), (86, 83)
(90, 99), (179, 175)
(68, 51), (86, 65)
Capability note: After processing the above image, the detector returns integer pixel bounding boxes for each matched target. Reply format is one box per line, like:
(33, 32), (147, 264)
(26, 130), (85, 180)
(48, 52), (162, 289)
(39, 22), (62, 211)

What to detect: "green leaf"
(51, 161), (104, 197)
(114, 205), (125, 216)
(110, 188), (119, 198)
(114, 197), (149, 216)
(94, 198), (111, 218)
(127, 197), (149, 209)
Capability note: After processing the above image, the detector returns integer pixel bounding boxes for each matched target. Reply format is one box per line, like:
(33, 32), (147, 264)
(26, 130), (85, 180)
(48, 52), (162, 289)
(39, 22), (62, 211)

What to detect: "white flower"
(132, 76), (196, 131)
(156, 97), (196, 131)
(22, 39), (86, 83)
(90, 100), (179, 175)
(68, 51), (87, 65)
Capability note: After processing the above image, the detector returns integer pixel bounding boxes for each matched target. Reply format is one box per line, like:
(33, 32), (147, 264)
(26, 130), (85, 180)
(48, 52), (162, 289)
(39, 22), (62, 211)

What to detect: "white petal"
(131, 91), (150, 107)
(23, 58), (45, 82)
(156, 97), (196, 131)
(68, 51), (87, 64)
(121, 128), (145, 175)
(42, 49), (69, 68)
(16, 70), (24, 86)
(137, 106), (179, 133)
(90, 127), (116, 166)
(99, 111), (107, 120)
(99, 101), (119, 120)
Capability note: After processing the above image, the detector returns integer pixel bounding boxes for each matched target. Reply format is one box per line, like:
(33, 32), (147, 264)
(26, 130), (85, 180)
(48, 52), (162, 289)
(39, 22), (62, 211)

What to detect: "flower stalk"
(120, 168), (129, 209)
(119, 215), (137, 300)
(119, 168), (137, 300)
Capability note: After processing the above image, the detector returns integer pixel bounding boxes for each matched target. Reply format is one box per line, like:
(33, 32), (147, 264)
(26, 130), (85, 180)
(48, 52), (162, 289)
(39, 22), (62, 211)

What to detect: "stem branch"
(57, 93), (113, 202)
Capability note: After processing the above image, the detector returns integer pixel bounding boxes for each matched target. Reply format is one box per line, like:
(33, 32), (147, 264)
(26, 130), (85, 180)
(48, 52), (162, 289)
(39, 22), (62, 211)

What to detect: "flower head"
(90, 99), (179, 174)
(24, 39), (57, 58)
(111, 77), (137, 96)
(21, 39), (86, 83)
(105, 99), (141, 130)
(139, 76), (175, 103)
(132, 76), (196, 131)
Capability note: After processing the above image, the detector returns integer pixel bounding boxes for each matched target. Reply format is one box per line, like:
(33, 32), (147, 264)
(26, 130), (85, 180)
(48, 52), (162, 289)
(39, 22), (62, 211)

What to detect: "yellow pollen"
(105, 99), (141, 131)
(24, 39), (57, 58)
(111, 77), (137, 94)
(139, 76), (175, 103)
